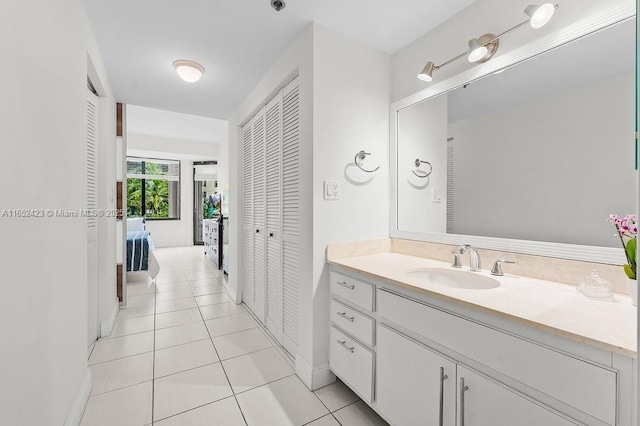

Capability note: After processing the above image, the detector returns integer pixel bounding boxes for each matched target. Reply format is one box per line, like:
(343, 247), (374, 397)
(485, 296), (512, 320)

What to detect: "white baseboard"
(295, 356), (335, 391)
(100, 297), (120, 337)
(64, 368), (92, 426)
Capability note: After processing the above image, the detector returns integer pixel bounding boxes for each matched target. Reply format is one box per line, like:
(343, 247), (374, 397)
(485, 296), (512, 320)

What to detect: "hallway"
(80, 246), (387, 425)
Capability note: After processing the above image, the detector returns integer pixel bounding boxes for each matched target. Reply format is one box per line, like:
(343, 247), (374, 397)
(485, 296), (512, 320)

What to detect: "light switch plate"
(324, 180), (339, 200)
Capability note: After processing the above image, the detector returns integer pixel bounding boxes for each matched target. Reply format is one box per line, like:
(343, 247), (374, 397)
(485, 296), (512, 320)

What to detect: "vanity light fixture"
(173, 60), (205, 83)
(417, 3), (558, 82)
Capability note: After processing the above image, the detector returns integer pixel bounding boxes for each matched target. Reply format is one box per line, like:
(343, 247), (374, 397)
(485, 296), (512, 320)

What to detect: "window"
(127, 157), (180, 220)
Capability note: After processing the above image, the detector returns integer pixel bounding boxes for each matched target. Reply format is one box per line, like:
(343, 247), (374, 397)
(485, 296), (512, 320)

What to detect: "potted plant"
(608, 214), (637, 305)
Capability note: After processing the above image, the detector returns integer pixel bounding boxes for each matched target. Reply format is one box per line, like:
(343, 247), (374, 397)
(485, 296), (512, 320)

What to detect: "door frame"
(193, 160), (217, 245)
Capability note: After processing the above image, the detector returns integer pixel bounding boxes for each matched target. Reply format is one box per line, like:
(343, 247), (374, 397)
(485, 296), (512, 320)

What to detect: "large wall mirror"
(391, 6), (637, 264)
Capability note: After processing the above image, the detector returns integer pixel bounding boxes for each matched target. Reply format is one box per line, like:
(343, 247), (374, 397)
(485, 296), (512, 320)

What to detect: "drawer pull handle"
(460, 377), (469, 426)
(337, 340), (355, 353)
(439, 367), (448, 426)
(337, 281), (355, 290)
(337, 312), (355, 322)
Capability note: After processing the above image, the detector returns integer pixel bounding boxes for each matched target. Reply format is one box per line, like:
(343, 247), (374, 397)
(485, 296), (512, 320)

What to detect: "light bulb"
(525, 3), (555, 29)
(173, 60), (205, 83)
(467, 38), (488, 63)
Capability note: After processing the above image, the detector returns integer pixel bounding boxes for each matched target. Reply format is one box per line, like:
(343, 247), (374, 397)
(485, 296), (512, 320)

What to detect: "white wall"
(448, 72), (635, 247)
(391, 0), (630, 102)
(127, 134), (218, 248)
(227, 25), (315, 314)
(311, 24), (391, 374)
(228, 23), (390, 390)
(397, 94), (448, 233)
(0, 0), (114, 423)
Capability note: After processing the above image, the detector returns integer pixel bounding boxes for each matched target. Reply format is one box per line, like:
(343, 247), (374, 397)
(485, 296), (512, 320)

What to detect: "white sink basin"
(406, 267), (500, 290)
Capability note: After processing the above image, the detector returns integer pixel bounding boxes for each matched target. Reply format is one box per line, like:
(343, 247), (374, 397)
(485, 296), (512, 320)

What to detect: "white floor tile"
(155, 321), (209, 350)
(155, 288), (196, 302)
(314, 379), (361, 412)
(154, 339), (219, 378)
(126, 293), (155, 307)
(223, 347), (294, 394)
(127, 282), (156, 296)
(190, 284), (226, 297)
(306, 415), (341, 426)
(116, 304), (155, 321)
(90, 352), (153, 395)
(153, 363), (233, 421)
(199, 301), (246, 320)
(155, 308), (203, 330)
(195, 293), (231, 307)
(184, 270), (218, 281)
(156, 297), (197, 314)
(153, 397), (245, 426)
(212, 328), (272, 360)
(204, 313), (257, 337)
(155, 281), (192, 293)
(155, 273), (188, 285)
(333, 401), (389, 426)
(108, 315), (154, 339)
(80, 381), (152, 426)
(236, 375), (329, 426)
(189, 278), (221, 288)
(89, 331), (154, 365)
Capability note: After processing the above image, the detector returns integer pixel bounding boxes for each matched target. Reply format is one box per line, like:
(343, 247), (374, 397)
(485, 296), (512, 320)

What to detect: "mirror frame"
(389, 2), (635, 264)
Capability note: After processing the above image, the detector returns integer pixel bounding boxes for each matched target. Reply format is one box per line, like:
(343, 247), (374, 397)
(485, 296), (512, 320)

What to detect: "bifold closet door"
(265, 94), (283, 343)
(281, 77), (300, 356)
(241, 121), (255, 311)
(252, 109), (267, 324)
(86, 90), (99, 345)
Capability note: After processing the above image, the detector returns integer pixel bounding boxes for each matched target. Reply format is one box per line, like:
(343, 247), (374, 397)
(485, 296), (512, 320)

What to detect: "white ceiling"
(82, 0), (475, 119)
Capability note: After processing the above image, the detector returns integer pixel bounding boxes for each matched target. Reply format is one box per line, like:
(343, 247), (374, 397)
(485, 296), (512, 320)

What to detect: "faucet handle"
(491, 259), (517, 276)
(451, 251), (462, 268)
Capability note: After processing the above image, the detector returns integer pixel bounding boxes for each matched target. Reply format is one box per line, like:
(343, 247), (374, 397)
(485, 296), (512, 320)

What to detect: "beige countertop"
(329, 252), (637, 358)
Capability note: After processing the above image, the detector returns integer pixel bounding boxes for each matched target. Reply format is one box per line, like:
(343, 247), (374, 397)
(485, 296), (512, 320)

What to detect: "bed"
(126, 218), (160, 280)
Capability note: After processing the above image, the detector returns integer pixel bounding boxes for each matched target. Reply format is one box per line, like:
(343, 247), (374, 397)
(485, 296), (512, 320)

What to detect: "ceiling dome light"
(417, 62), (435, 82)
(525, 3), (556, 29)
(173, 60), (205, 83)
(467, 38), (488, 63)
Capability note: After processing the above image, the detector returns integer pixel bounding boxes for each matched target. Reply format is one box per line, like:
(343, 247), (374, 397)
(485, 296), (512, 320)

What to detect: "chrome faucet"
(458, 244), (481, 272)
(491, 259), (517, 276)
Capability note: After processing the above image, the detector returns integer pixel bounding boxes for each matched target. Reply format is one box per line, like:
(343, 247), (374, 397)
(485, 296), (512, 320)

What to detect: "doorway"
(193, 161), (218, 245)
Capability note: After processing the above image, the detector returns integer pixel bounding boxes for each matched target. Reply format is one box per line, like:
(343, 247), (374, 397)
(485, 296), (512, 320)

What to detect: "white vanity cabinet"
(328, 266), (633, 426)
(457, 366), (576, 426)
(376, 324), (456, 426)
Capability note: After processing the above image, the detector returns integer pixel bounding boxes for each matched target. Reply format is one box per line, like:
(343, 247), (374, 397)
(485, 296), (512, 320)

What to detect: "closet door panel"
(252, 110), (267, 323)
(281, 78), (300, 356)
(242, 122), (255, 311)
(265, 95), (283, 343)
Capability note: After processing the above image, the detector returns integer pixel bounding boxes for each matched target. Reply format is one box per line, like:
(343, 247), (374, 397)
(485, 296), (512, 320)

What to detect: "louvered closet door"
(252, 109), (267, 323)
(86, 90), (99, 345)
(265, 94), (283, 343)
(281, 77), (300, 356)
(242, 121), (255, 311)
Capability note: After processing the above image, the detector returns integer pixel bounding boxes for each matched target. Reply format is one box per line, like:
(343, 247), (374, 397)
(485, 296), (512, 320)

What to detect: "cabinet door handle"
(337, 311), (355, 322)
(439, 367), (449, 426)
(337, 281), (355, 290)
(255, 229), (260, 234)
(460, 377), (469, 426)
(337, 340), (355, 353)
(269, 232), (274, 237)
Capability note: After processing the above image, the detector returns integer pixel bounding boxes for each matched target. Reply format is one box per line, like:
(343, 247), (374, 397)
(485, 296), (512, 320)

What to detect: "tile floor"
(81, 246), (388, 426)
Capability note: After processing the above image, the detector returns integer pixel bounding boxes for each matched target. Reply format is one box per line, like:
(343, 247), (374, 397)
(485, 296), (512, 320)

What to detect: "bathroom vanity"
(327, 244), (636, 426)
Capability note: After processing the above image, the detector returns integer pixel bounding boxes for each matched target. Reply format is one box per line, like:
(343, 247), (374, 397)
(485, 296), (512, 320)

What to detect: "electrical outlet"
(324, 180), (339, 200)
(431, 187), (442, 203)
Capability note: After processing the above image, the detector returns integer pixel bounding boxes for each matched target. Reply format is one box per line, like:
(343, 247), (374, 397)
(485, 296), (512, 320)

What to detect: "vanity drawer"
(330, 272), (374, 312)
(330, 299), (374, 347)
(330, 325), (374, 404)
(377, 289), (617, 425)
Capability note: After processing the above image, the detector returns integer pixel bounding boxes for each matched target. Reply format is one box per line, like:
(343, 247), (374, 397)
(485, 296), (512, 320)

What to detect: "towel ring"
(354, 150), (380, 173)
(413, 159), (432, 178)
